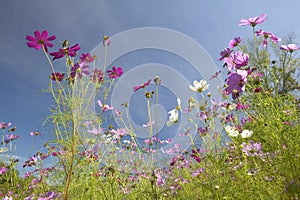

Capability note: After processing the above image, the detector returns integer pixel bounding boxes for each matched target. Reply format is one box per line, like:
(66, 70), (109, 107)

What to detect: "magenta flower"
(50, 43), (80, 60)
(50, 72), (65, 81)
(0, 122), (11, 129)
(80, 53), (94, 63)
(225, 70), (248, 96)
(239, 13), (267, 27)
(133, 79), (152, 92)
(255, 29), (281, 47)
(91, 68), (104, 83)
(280, 44), (300, 52)
(190, 149), (201, 163)
(224, 51), (249, 70)
(219, 48), (233, 61)
(26, 30), (56, 52)
(229, 37), (242, 48)
(107, 66), (123, 79)
(70, 62), (90, 79)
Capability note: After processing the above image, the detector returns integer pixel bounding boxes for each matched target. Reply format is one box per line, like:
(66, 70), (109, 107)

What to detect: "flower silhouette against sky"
(239, 13), (267, 27)
(50, 43), (80, 60)
(26, 30), (56, 52)
(280, 44), (300, 52)
(107, 66), (123, 79)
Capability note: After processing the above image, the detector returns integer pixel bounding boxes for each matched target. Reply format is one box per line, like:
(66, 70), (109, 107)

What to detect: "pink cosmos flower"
(80, 53), (94, 63)
(26, 30), (56, 52)
(133, 79), (152, 92)
(70, 62), (90, 79)
(29, 131), (41, 136)
(98, 100), (113, 112)
(224, 51), (249, 70)
(280, 44), (300, 52)
(219, 48), (233, 61)
(6, 134), (19, 141)
(110, 128), (128, 139)
(50, 72), (65, 81)
(142, 121), (155, 127)
(229, 37), (242, 48)
(87, 128), (104, 135)
(239, 13), (267, 27)
(50, 43), (80, 60)
(0, 122), (11, 129)
(255, 29), (281, 47)
(107, 66), (123, 79)
(225, 70), (248, 95)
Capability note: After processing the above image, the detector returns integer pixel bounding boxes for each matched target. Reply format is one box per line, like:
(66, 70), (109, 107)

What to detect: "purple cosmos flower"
(91, 69), (104, 83)
(0, 167), (8, 175)
(6, 134), (19, 141)
(133, 79), (152, 92)
(255, 29), (281, 47)
(26, 30), (56, 52)
(229, 37), (242, 48)
(225, 70), (248, 95)
(280, 44), (300, 52)
(50, 72), (65, 81)
(219, 48), (233, 61)
(224, 51), (249, 70)
(0, 122), (11, 129)
(241, 140), (262, 156)
(239, 13), (267, 27)
(50, 43), (80, 60)
(70, 62), (90, 79)
(107, 66), (123, 79)
(80, 53), (94, 63)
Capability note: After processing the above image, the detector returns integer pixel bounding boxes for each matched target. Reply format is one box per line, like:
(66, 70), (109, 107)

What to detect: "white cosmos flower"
(225, 125), (239, 137)
(189, 79), (209, 93)
(166, 109), (178, 127)
(241, 129), (253, 138)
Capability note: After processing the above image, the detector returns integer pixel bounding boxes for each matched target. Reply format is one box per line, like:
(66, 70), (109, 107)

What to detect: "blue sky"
(1, 0), (300, 168)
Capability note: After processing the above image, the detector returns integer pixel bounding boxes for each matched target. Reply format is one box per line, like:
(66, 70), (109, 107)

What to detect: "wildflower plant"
(0, 13), (299, 199)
